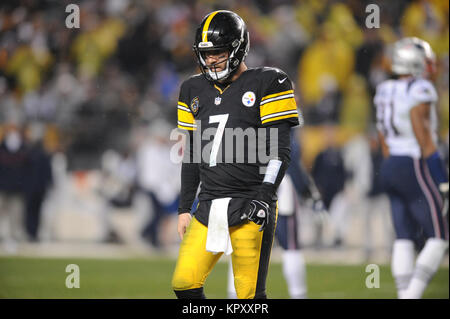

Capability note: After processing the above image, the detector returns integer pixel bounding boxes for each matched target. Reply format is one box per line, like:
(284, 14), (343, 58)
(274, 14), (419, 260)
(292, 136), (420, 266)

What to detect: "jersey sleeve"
(177, 81), (197, 131)
(259, 70), (301, 127)
(408, 79), (438, 106)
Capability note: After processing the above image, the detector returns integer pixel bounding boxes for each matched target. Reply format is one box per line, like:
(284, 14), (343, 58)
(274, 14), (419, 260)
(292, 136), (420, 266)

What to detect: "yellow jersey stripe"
(261, 113), (298, 124)
(261, 110), (298, 121)
(261, 90), (294, 102)
(202, 11), (222, 42)
(178, 108), (195, 124)
(260, 97), (297, 118)
(178, 101), (189, 108)
(177, 124), (196, 131)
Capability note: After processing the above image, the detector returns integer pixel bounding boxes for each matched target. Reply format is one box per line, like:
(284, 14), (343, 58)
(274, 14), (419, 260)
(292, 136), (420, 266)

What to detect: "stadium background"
(0, 0), (448, 298)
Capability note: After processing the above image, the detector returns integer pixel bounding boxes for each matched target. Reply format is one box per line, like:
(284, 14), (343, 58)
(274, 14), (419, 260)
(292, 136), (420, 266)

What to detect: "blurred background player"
(0, 124), (28, 251)
(23, 122), (53, 242)
(375, 37), (448, 299)
(136, 119), (180, 249)
(311, 124), (349, 247)
(228, 128), (325, 299)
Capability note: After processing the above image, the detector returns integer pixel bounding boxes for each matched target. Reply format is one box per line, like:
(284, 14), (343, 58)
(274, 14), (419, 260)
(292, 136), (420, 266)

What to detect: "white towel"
(206, 198), (233, 255)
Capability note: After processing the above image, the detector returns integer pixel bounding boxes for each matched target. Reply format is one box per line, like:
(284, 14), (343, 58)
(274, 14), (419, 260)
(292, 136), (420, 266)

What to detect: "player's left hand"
(241, 199), (270, 232)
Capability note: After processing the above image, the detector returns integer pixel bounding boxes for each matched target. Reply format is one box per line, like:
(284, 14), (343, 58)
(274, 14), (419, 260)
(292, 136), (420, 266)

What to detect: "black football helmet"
(193, 10), (250, 82)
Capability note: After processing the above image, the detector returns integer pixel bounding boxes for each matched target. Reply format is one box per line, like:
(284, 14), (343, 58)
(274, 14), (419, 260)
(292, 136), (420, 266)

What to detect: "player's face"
(204, 49), (229, 72)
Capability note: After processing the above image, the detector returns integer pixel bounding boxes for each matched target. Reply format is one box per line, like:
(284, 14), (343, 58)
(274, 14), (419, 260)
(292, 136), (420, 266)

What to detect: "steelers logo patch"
(190, 97), (200, 114)
(242, 91), (256, 107)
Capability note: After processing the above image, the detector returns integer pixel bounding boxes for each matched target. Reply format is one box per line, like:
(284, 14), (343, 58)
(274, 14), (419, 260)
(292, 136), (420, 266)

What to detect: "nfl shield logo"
(214, 97), (222, 105)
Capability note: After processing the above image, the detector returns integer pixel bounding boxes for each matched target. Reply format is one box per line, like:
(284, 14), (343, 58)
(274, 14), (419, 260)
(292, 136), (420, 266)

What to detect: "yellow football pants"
(172, 205), (278, 299)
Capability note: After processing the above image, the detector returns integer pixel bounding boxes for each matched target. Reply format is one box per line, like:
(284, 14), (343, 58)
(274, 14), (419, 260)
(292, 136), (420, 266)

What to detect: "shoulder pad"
(408, 78), (437, 104)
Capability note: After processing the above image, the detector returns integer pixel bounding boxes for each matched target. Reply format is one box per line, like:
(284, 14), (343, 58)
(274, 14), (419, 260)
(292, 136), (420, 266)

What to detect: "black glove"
(241, 199), (270, 232)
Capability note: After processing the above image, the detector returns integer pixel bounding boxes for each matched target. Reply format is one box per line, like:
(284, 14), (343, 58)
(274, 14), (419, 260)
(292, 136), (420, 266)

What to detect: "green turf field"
(0, 256), (447, 298)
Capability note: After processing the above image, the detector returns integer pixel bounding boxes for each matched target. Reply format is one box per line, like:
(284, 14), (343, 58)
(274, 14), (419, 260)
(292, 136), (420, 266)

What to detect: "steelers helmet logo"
(257, 210), (266, 218)
(190, 97), (200, 114)
(242, 91), (256, 107)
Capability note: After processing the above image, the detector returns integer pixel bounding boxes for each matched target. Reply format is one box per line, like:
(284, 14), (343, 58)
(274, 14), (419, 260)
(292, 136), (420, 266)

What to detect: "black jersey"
(177, 67), (301, 202)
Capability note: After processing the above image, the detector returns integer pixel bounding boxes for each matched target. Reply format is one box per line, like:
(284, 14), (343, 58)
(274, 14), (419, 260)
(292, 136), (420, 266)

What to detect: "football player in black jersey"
(171, 10), (302, 299)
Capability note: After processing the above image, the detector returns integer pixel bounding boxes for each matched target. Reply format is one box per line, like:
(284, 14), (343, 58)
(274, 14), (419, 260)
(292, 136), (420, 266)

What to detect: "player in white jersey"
(374, 37), (448, 299)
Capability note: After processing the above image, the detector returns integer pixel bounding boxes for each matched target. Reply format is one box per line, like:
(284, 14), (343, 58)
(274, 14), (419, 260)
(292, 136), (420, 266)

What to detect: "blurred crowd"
(0, 0), (448, 251)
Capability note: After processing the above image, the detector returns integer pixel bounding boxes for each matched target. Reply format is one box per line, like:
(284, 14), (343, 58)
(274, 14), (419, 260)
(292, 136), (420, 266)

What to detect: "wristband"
(263, 159), (282, 184)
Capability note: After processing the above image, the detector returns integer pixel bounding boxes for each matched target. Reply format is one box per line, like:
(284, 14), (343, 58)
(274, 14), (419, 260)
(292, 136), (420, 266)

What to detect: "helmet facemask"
(197, 49), (232, 81)
(195, 38), (247, 82)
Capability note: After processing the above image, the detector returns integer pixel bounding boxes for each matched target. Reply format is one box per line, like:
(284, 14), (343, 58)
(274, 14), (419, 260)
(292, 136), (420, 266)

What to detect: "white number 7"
(209, 114), (229, 167)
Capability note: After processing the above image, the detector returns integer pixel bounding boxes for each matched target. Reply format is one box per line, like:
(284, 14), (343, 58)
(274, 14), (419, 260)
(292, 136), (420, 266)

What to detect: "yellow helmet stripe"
(202, 11), (223, 42)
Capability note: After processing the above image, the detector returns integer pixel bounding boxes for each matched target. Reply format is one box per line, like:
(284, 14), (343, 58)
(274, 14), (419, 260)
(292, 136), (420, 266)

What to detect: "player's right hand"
(177, 213), (192, 240)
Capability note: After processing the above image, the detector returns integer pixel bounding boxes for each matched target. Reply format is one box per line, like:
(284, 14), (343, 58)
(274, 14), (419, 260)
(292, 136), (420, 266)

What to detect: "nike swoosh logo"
(278, 78), (287, 84)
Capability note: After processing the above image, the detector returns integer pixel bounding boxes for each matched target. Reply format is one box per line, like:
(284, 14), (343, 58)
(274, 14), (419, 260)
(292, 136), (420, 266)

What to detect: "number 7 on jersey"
(209, 114), (229, 167)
